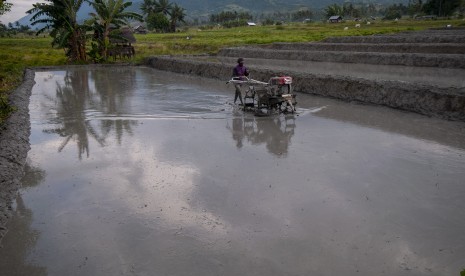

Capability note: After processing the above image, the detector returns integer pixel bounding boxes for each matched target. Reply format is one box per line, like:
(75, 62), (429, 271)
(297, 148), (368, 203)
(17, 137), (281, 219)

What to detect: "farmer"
(232, 57), (249, 105)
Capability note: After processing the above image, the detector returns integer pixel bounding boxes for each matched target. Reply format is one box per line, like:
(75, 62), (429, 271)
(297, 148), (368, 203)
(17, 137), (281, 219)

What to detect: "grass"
(1, 18), (464, 124)
(131, 19), (464, 60)
(0, 37), (66, 122)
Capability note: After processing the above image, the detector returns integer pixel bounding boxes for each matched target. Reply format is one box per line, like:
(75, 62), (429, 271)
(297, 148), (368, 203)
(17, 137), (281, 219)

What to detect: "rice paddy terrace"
(146, 28), (465, 121)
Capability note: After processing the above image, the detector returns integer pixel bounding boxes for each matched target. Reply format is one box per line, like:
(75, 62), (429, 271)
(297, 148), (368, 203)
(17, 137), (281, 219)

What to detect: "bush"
(262, 19), (275, 26)
(223, 19), (248, 28)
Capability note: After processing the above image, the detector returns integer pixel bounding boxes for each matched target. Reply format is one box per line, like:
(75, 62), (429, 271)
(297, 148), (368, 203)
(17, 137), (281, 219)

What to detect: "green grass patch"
(0, 36), (65, 123)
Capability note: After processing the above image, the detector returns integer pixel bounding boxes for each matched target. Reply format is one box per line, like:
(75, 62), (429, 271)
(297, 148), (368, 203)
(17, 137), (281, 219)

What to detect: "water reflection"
(11, 68), (465, 275)
(299, 96), (465, 150)
(41, 69), (138, 159)
(0, 162), (47, 275)
(90, 68), (139, 145)
(227, 111), (296, 156)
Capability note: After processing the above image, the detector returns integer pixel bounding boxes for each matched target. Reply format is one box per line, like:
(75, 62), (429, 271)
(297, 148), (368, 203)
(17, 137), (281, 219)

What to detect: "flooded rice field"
(1, 66), (465, 276)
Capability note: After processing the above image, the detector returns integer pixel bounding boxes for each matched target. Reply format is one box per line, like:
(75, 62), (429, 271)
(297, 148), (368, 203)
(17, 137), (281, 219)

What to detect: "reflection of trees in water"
(0, 162), (47, 275)
(90, 68), (137, 145)
(43, 70), (104, 159)
(43, 69), (137, 159)
(228, 113), (296, 157)
(90, 67), (137, 114)
(100, 119), (135, 145)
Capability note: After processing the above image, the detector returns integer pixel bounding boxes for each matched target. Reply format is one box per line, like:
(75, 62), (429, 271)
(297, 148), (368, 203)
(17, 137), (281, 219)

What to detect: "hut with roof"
(328, 15), (343, 23)
(134, 25), (148, 34)
(108, 27), (136, 60)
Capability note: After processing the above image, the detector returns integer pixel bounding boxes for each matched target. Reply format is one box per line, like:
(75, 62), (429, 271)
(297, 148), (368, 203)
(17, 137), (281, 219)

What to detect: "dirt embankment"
(0, 70), (34, 242)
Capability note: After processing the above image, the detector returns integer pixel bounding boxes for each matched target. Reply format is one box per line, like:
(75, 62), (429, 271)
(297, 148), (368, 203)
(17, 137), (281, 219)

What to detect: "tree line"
(384, 0), (463, 19)
(209, 11), (253, 27)
(324, 3), (376, 19)
(141, 0), (186, 33)
(324, 0), (464, 20)
(0, 22), (33, 37)
(206, 0), (463, 28)
(207, 9), (314, 28)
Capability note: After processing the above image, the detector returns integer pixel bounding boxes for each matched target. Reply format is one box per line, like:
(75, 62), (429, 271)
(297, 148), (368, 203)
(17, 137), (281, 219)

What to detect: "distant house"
(415, 15), (437, 20)
(328, 15), (343, 23)
(134, 25), (147, 34)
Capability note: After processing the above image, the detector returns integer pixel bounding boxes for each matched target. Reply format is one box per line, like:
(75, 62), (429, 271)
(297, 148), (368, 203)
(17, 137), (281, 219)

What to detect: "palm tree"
(140, 0), (156, 15)
(0, 1), (12, 16)
(169, 3), (185, 32)
(141, 0), (178, 32)
(87, 0), (142, 60)
(325, 4), (343, 18)
(28, 0), (87, 62)
(154, 0), (172, 16)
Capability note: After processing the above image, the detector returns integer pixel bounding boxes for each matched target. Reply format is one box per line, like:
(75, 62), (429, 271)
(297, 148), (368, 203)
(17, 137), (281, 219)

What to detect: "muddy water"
(1, 66), (465, 276)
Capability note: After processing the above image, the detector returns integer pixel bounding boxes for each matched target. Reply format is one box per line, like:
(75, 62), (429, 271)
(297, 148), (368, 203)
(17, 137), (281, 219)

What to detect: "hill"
(172, 0), (406, 14)
(18, 0), (408, 28)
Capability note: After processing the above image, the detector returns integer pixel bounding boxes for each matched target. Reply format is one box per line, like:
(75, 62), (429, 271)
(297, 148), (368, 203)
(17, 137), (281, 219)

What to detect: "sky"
(0, 0), (46, 24)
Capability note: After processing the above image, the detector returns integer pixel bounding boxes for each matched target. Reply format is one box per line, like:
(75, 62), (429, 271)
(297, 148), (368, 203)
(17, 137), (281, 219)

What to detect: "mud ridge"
(218, 47), (465, 68)
(259, 42), (465, 54)
(322, 29), (465, 43)
(0, 69), (34, 243)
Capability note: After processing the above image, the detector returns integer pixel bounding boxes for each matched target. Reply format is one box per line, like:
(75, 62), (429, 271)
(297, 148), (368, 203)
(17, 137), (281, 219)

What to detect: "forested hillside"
(16, 0), (410, 27)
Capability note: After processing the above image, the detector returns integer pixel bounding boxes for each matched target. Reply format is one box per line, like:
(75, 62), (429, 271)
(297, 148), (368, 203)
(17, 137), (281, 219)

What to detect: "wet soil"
(1, 29), (465, 275)
(0, 70), (33, 242)
(0, 66), (465, 276)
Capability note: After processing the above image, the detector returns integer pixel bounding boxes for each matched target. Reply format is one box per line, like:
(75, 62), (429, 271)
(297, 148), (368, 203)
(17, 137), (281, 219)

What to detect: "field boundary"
(0, 69), (34, 243)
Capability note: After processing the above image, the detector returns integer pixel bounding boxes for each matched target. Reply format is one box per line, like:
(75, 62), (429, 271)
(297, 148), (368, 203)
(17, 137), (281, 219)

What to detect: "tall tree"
(141, 0), (156, 15)
(408, 0), (424, 16)
(423, 0), (461, 16)
(141, 0), (169, 32)
(87, 0), (142, 60)
(325, 4), (343, 18)
(0, 0), (12, 16)
(146, 11), (169, 32)
(383, 4), (406, 19)
(141, 0), (187, 33)
(292, 9), (313, 21)
(154, 0), (172, 16)
(28, 0), (87, 62)
(169, 3), (185, 32)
